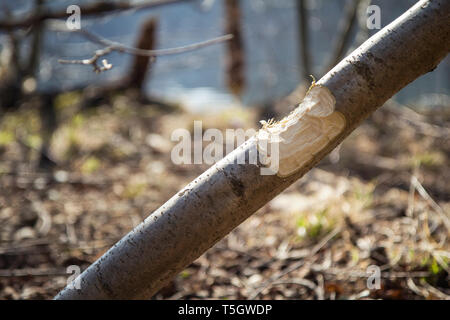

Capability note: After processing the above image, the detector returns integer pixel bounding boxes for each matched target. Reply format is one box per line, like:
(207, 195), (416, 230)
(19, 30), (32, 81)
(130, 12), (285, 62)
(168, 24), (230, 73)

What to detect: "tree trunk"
(55, 0), (450, 299)
(224, 0), (245, 97)
(126, 17), (157, 91)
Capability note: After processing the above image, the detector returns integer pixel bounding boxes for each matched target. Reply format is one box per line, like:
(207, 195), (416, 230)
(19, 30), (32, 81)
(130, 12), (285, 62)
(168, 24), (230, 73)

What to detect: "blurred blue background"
(1, 0), (449, 110)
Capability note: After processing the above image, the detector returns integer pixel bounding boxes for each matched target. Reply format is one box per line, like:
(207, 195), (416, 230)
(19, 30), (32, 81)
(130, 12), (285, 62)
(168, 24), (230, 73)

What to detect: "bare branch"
(224, 0), (245, 96)
(411, 175), (450, 232)
(55, 24), (233, 73)
(58, 46), (115, 73)
(0, 0), (195, 30)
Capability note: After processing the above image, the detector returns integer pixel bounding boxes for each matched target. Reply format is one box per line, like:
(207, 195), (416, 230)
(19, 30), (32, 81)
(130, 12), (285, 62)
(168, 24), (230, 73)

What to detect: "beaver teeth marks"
(257, 85), (346, 177)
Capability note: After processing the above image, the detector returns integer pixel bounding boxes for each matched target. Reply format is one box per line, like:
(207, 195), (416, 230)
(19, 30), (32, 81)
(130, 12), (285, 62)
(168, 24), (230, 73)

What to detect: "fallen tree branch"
(56, 0), (450, 299)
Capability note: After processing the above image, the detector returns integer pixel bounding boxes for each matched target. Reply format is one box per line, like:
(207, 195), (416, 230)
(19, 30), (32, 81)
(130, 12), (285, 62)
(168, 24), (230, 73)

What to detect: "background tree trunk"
(126, 17), (157, 91)
(55, 0), (450, 300)
(224, 0), (245, 97)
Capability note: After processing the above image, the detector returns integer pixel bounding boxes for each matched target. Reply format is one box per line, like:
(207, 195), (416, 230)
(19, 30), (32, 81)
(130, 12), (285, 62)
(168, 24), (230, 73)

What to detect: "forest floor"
(0, 92), (449, 299)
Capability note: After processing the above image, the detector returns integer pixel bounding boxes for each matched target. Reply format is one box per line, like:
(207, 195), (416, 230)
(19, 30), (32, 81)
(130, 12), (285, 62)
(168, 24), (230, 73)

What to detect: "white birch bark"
(56, 0), (450, 299)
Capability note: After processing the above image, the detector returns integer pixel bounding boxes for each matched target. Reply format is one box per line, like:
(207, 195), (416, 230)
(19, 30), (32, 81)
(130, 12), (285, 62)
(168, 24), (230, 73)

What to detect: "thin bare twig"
(0, 0), (195, 30)
(407, 278), (428, 297)
(420, 279), (450, 300)
(0, 268), (68, 277)
(55, 23), (233, 73)
(269, 278), (317, 290)
(407, 173), (417, 217)
(249, 227), (341, 299)
(411, 175), (450, 232)
(347, 289), (370, 300)
(313, 266), (431, 279)
(430, 251), (450, 275)
(385, 100), (450, 138)
(407, 278), (450, 300)
(315, 274), (325, 300)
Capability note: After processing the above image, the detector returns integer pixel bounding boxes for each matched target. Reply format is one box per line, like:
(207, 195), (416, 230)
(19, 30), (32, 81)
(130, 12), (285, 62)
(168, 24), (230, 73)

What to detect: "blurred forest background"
(0, 0), (449, 299)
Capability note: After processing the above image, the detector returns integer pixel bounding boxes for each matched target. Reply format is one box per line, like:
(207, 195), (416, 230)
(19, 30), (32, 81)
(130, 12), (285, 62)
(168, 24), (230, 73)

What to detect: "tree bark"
(55, 0), (450, 300)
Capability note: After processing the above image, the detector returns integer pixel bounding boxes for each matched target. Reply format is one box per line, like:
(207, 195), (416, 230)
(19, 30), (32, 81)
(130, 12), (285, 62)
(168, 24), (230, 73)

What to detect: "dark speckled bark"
(56, 0), (449, 299)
